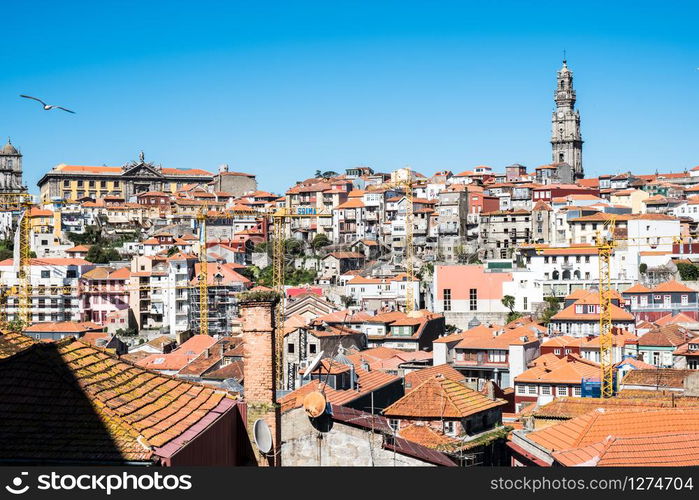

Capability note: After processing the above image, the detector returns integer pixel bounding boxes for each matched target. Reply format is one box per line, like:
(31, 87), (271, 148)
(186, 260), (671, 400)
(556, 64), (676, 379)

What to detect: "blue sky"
(3, 0), (698, 194)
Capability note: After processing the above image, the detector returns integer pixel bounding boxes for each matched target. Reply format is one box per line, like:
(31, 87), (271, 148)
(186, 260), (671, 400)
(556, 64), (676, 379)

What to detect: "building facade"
(38, 152), (214, 202)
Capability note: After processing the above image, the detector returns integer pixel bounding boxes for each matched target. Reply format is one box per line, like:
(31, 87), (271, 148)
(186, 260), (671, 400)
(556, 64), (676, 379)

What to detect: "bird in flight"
(19, 95), (75, 113)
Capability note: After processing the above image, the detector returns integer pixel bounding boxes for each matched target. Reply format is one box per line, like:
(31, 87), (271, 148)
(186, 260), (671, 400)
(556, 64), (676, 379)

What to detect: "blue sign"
(296, 207), (317, 216)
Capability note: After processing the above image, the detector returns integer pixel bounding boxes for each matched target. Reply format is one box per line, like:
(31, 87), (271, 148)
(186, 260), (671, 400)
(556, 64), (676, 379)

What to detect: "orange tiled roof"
(637, 325), (691, 347)
(279, 369), (399, 412)
(515, 354), (600, 384)
(398, 424), (460, 449)
(522, 395), (699, 419)
(661, 313), (698, 326)
(0, 331), (236, 463)
(652, 280), (695, 293)
(551, 302), (634, 322)
(383, 374), (506, 418)
(553, 432), (699, 466)
(527, 407), (699, 453)
(623, 283), (652, 293)
(404, 364), (467, 392)
(24, 321), (103, 333)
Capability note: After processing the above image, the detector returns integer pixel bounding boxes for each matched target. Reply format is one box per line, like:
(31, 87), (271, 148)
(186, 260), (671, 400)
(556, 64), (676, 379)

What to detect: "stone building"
(210, 164), (257, 197)
(551, 60), (583, 179)
(0, 139), (27, 194)
(479, 209), (532, 259)
(37, 152), (214, 202)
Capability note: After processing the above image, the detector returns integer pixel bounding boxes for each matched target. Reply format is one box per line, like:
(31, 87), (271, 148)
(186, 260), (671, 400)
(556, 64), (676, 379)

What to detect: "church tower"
(0, 138), (26, 193)
(551, 60), (583, 179)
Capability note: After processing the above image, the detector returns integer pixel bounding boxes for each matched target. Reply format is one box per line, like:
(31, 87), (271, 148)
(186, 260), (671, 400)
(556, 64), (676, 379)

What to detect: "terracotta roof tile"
(383, 375), (506, 418)
(0, 331), (236, 463)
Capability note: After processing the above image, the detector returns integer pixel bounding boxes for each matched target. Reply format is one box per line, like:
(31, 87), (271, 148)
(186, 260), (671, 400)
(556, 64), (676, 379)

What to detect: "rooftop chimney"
(240, 297), (281, 467)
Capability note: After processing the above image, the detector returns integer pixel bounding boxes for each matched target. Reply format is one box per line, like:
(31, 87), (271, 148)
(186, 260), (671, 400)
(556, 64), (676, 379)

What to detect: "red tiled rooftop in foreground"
(0, 331), (237, 464)
(526, 408), (699, 453)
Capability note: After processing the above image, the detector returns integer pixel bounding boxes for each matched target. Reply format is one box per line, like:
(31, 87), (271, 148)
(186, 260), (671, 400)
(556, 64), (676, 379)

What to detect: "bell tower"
(551, 60), (583, 179)
(0, 138), (26, 193)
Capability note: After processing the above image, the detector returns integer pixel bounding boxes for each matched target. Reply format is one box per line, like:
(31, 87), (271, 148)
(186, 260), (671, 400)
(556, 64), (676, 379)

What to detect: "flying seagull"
(19, 95), (75, 113)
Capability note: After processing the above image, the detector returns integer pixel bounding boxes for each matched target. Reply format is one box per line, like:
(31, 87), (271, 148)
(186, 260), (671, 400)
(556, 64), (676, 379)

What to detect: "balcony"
(629, 302), (698, 311)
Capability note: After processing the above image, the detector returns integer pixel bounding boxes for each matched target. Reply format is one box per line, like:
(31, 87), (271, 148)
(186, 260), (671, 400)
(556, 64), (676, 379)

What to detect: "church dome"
(2, 140), (18, 155)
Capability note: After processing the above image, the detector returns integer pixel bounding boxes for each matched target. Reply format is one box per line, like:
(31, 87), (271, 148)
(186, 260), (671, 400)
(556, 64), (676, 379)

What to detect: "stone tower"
(551, 60), (583, 179)
(0, 138), (26, 193)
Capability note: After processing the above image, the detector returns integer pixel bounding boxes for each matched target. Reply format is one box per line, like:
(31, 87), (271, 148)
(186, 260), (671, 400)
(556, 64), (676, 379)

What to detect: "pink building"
(79, 266), (131, 324)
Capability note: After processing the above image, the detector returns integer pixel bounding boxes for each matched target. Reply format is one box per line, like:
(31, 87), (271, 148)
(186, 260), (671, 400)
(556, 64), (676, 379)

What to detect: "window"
(541, 385), (551, 395)
(287, 343), (295, 354)
(554, 348), (561, 355)
(443, 288), (452, 311)
(573, 386), (582, 397)
(565, 348), (571, 355)
(523, 297), (528, 310)
(469, 288), (477, 311)
(556, 386), (568, 396)
(63, 180), (70, 188)
(443, 421), (456, 436)
(488, 350), (506, 363)
(388, 419), (400, 431)
(41, 270), (50, 279)
(309, 344), (317, 354)
(77, 180), (84, 187)
(584, 256), (590, 263)
(682, 295), (689, 306)
(516, 385), (525, 395)
(527, 385), (537, 395)
(587, 305), (595, 313)
(66, 270), (77, 279)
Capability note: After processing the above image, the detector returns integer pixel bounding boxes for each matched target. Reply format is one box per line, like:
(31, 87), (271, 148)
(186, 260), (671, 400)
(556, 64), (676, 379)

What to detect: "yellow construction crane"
(271, 206), (332, 388)
(596, 217), (617, 398)
(384, 168), (426, 314)
(193, 205), (266, 337)
(0, 193), (33, 326)
(526, 219), (694, 398)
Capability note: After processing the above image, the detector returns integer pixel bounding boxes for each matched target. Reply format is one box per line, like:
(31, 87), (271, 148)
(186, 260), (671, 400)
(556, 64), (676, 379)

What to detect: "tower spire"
(551, 59), (583, 179)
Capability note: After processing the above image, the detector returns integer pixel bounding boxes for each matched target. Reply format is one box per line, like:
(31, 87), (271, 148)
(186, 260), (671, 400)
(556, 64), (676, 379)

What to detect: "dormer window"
(575, 305), (583, 314)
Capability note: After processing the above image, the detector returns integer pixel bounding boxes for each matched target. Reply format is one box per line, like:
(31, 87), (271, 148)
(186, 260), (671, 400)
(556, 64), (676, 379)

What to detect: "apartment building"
(0, 258), (95, 323)
(79, 266), (131, 325)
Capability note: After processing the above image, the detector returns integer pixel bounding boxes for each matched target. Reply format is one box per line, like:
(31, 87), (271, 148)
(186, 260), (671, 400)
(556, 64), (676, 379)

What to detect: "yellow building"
(37, 153), (214, 203)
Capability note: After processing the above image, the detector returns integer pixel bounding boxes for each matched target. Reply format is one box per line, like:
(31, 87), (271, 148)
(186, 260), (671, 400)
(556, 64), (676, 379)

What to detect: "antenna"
(303, 390), (327, 418)
(302, 350), (324, 378)
(252, 419), (273, 454)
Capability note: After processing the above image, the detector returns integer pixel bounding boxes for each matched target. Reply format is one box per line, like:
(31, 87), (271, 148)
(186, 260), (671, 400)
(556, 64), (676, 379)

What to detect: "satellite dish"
(252, 419), (273, 454)
(302, 350), (325, 378)
(303, 391), (327, 418)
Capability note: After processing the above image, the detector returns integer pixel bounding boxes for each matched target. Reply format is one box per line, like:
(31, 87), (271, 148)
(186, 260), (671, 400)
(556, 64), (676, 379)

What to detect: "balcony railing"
(629, 302), (698, 311)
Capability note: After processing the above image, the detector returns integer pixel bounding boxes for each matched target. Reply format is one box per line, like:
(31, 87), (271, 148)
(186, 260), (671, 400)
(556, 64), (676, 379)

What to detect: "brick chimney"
(240, 298), (281, 467)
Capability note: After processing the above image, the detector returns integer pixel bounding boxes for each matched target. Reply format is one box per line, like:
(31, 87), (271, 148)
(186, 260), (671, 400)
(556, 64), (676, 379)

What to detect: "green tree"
(5, 318), (26, 333)
(539, 296), (561, 325)
(85, 245), (120, 264)
(340, 295), (354, 308)
(166, 246), (181, 257)
(0, 238), (13, 261)
(501, 295), (515, 313)
(639, 263), (648, 275)
(311, 233), (330, 252)
(677, 262), (699, 281)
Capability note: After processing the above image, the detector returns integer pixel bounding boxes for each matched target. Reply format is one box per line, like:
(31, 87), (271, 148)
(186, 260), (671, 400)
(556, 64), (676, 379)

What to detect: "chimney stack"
(240, 297), (281, 466)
